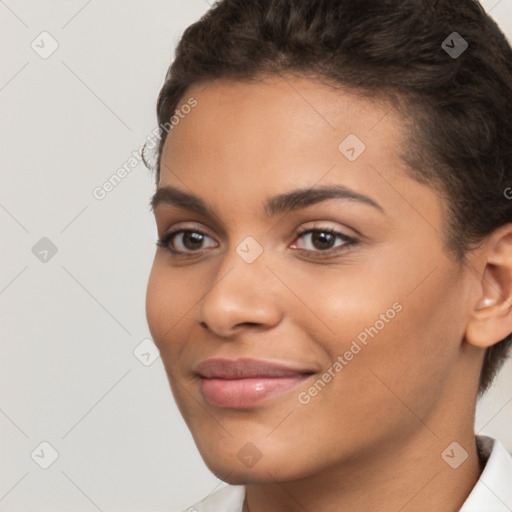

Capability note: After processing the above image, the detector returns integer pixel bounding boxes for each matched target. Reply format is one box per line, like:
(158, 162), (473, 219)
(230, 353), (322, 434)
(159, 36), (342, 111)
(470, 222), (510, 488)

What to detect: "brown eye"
(157, 229), (216, 253)
(178, 232), (206, 250)
(309, 231), (337, 250)
(291, 227), (356, 255)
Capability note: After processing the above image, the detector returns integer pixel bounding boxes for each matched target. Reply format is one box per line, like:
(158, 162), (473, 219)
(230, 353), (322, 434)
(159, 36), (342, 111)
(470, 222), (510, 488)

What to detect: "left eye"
(291, 228), (355, 252)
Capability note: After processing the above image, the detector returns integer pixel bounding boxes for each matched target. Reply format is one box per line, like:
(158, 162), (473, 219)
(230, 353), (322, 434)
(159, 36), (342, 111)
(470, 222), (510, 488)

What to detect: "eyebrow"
(150, 184), (384, 217)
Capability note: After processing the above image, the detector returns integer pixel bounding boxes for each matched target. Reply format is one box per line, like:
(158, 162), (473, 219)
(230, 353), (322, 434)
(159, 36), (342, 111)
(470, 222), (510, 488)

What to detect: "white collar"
(460, 435), (512, 511)
(188, 435), (512, 512)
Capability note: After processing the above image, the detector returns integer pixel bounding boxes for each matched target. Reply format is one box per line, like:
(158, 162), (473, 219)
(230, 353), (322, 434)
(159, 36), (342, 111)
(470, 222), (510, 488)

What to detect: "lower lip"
(199, 375), (312, 408)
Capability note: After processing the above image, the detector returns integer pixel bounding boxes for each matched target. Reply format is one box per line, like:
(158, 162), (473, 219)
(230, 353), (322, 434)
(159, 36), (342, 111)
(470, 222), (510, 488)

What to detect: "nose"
(197, 254), (283, 338)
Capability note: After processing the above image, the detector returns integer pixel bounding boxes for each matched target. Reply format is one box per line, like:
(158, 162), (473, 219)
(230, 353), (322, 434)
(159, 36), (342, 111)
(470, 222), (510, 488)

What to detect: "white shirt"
(181, 435), (512, 512)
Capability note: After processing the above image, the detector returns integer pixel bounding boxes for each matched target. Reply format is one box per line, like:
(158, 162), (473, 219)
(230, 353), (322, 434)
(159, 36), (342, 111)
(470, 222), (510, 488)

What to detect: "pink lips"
(194, 358), (314, 408)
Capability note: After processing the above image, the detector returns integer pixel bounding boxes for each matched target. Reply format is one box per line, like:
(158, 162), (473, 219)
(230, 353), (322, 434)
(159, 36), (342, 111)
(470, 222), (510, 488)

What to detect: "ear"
(465, 224), (512, 348)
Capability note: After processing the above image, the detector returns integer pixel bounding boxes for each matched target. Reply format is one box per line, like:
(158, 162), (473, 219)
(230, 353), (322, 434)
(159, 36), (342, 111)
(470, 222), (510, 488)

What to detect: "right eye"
(156, 229), (218, 255)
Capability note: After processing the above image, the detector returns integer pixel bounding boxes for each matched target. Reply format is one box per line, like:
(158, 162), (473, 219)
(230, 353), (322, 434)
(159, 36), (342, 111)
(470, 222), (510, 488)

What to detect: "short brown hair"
(146, 0), (512, 395)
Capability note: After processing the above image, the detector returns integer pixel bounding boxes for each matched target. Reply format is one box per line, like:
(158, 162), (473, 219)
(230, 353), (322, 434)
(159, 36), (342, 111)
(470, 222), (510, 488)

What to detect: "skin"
(145, 74), (512, 512)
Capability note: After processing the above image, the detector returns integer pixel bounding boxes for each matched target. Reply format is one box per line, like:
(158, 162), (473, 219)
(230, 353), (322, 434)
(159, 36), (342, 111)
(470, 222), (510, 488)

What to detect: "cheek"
(288, 253), (462, 398)
(283, 259), (404, 348)
(145, 259), (191, 356)
(281, 269), (461, 458)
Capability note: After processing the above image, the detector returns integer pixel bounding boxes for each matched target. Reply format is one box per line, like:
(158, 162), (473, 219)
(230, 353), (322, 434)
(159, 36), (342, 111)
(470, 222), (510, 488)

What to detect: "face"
(146, 75), (477, 483)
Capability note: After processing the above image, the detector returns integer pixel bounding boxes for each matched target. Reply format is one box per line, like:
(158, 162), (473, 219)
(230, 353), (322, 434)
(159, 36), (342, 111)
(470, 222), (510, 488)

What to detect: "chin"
(198, 443), (317, 485)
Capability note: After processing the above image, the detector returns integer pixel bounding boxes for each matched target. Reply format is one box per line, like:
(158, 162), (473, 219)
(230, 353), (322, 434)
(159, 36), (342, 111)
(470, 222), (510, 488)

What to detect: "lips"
(194, 358), (315, 408)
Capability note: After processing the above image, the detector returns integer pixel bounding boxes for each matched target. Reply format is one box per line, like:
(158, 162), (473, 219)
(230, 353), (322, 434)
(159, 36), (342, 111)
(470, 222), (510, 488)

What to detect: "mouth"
(194, 358), (316, 408)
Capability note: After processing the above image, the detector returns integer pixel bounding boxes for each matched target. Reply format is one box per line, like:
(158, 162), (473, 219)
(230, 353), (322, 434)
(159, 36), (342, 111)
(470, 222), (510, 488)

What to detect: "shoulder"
(459, 435), (512, 511)
(177, 484), (246, 512)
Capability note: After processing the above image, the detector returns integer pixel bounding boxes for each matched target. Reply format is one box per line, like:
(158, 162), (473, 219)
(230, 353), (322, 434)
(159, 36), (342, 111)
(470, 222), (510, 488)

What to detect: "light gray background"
(1, 1), (511, 511)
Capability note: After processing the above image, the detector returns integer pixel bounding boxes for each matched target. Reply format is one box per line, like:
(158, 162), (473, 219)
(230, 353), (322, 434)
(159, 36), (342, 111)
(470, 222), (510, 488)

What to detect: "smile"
(194, 357), (316, 408)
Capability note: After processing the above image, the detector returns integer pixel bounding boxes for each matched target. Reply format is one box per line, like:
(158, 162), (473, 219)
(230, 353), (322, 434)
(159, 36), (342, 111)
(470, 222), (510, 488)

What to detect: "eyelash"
(156, 226), (357, 260)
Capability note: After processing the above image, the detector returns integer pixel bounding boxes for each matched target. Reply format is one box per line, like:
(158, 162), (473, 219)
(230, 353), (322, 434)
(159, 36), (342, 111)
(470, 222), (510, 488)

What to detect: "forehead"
(158, 74), (442, 230)
(164, 75), (403, 164)
(162, 75), (403, 173)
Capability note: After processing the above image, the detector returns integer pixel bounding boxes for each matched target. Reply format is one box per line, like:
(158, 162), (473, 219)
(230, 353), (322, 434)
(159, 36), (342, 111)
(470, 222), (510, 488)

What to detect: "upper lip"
(194, 358), (315, 379)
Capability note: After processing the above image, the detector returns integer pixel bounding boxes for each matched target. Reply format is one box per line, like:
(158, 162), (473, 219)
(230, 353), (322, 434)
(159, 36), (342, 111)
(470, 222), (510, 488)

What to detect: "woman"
(145, 0), (512, 510)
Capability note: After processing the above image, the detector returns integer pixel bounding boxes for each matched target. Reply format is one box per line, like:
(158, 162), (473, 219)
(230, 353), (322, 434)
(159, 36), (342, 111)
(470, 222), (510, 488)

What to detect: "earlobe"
(465, 225), (512, 349)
